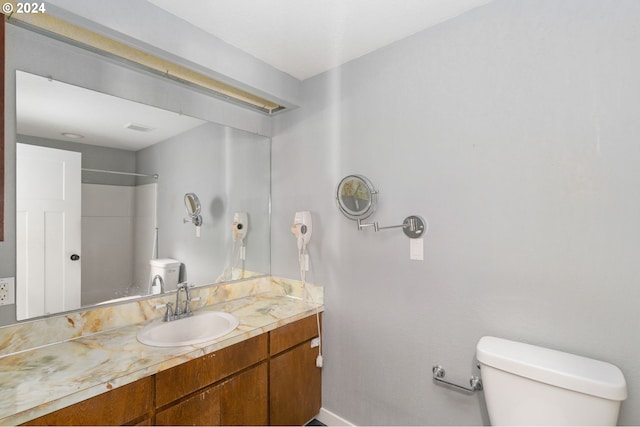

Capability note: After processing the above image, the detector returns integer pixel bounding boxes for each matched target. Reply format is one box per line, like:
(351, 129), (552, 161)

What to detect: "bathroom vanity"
(0, 277), (323, 426)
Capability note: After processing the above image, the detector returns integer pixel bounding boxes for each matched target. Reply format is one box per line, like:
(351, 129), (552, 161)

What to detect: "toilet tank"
(476, 336), (627, 426)
(149, 258), (181, 292)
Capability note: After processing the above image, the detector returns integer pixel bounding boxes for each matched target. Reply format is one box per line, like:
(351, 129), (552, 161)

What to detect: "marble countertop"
(0, 291), (323, 425)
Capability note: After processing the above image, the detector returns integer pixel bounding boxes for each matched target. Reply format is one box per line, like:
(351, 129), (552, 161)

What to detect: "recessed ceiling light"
(61, 132), (84, 139)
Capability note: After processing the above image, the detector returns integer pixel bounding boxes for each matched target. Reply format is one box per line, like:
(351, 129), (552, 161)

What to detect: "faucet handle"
(163, 302), (174, 322)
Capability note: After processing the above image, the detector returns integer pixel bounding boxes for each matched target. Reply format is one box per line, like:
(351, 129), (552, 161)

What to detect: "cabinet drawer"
(22, 377), (153, 426)
(156, 333), (267, 407)
(270, 314), (321, 355)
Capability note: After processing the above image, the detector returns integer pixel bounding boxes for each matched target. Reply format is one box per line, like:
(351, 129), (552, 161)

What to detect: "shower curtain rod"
(82, 168), (159, 179)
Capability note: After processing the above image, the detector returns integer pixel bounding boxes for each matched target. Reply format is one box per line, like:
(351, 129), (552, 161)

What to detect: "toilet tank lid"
(476, 336), (627, 401)
(149, 258), (180, 267)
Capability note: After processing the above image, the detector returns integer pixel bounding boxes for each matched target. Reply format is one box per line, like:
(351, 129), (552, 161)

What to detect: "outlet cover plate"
(0, 277), (15, 306)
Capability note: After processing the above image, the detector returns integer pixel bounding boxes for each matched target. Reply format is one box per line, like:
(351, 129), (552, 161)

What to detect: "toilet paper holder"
(432, 364), (483, 393)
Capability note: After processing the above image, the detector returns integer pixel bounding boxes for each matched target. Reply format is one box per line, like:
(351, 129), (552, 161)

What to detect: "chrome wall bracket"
(432, 364), (483, 393)
(357, 215), (427, 238)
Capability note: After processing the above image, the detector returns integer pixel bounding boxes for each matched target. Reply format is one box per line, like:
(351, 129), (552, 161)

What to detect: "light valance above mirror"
(6, 5), (285, 115)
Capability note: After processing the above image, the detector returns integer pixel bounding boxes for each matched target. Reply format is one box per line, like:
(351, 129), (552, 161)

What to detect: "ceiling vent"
(125, 123), (155, 132)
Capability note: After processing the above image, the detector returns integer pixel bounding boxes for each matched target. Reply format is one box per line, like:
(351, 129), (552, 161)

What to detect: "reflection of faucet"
(150, 275), (165, 294)
(174, 282), (193, 319)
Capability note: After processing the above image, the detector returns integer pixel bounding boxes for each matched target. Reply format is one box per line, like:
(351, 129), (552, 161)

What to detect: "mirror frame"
(184, 193), (201, 216)
(1, 16), (5, 242)
(336, 174), (378, 220)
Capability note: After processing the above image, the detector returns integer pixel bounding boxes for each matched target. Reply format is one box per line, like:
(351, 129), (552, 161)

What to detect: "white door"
(16, 143), (82, 320)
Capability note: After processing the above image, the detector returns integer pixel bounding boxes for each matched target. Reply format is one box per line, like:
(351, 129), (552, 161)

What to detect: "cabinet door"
(220, 362), (268, 426)
(155, 385), (221, 426)
(270, 341), (322, 426)
(156, 334), (267, 408)
(22, 377), (153, 426)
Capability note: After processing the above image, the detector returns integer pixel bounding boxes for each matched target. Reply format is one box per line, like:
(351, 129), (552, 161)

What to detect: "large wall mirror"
(9, 25), (271, 322)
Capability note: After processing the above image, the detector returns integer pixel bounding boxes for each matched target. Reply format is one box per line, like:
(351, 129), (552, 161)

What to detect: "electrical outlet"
(0, 277), (15, 306)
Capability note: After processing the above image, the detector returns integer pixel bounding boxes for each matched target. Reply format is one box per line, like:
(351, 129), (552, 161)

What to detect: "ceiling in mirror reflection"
(16, 71), (206, 151)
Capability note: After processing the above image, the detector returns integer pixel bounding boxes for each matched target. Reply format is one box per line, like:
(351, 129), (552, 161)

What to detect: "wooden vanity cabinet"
(20, 314), (321, 426)
(22, 376), (154, 426)
(155, 334), (268, 426)
(270, 314), (322, 426)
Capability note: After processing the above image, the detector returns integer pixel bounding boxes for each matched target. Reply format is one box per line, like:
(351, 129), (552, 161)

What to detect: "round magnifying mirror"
(336, 175), (378, 220)
(184, 193), (201, 217)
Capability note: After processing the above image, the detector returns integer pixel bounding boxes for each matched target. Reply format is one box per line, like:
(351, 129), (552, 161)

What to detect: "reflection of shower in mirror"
(220, 212), (249, 281)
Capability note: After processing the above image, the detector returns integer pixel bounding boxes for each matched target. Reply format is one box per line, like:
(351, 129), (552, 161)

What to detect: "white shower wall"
(81, 183), (157, 305)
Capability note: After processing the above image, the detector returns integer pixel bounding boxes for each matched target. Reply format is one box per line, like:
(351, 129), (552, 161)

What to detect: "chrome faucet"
(173, 282), (193, 319)
(150, 274), (165, 294)
(161, 283), (194, 322)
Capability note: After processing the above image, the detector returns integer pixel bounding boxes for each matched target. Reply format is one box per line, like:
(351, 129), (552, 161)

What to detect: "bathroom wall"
(272, 0), (640, 424)
(136, 122), (271, 287)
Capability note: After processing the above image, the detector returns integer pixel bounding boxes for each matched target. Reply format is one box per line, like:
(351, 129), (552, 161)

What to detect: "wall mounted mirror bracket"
(357, 215), (427, 238)
(183, 192), (203, 227)
(337, 175), (427, 239)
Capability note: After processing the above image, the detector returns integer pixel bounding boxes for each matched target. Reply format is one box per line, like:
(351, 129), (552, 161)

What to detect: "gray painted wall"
(136, 122), (271, 286)
(272, 0), (640, 424)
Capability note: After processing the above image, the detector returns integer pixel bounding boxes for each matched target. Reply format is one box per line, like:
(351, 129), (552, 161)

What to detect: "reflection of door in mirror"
(16, 144), (81, 319)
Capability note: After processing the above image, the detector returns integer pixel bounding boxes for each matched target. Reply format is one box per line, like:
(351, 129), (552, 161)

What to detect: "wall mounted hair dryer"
(220, 212), (248, 281)
(291, 211), (312, 252)
(291, 211), (322, 367)
(232, 212), (248, 242)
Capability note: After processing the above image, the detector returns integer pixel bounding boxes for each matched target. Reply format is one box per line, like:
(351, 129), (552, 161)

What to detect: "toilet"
(149, 258), (181, 294)
(476, 336), (627, 426)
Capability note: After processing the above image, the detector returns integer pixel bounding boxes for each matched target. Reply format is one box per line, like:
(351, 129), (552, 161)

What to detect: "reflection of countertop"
(0, 278), (323, 425)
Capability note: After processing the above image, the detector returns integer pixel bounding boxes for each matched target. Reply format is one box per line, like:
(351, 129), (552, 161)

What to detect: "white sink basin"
(137, 311), (239, 347)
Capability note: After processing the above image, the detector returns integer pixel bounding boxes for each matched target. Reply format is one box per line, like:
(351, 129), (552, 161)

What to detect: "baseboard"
(315, 407), (355, 426)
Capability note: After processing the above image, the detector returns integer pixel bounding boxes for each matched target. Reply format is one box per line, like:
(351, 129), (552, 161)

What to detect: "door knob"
(70, 254), (80, 261)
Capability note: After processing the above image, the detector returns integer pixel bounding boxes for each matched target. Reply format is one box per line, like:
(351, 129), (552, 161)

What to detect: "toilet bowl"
(476, 336), (627, 426)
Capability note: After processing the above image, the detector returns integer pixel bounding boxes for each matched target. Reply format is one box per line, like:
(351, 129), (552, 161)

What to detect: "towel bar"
(432, 364), (483, 393)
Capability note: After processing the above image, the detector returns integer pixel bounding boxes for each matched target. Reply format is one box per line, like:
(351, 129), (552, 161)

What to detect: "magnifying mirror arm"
(357, 218), (408, 232)
(357, 216), (427, 238)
